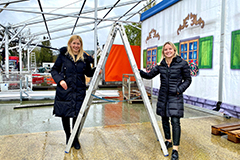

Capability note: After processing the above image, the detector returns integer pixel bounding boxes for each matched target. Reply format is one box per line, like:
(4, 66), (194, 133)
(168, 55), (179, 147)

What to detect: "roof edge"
(140, 0), (180, 21)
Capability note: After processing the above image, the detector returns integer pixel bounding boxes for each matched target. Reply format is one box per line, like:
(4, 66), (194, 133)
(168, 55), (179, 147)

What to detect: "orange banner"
(105, 44), (140, 82)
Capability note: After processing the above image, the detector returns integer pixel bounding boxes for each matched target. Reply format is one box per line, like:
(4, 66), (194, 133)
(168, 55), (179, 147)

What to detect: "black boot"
(73, 137), (81, 150)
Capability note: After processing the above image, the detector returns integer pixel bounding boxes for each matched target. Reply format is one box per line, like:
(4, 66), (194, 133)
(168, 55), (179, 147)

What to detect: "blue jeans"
(162, 116), (181, 146)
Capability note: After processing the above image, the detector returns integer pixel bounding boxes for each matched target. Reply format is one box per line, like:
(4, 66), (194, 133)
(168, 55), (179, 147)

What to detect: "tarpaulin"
(105, 44), (140, 82)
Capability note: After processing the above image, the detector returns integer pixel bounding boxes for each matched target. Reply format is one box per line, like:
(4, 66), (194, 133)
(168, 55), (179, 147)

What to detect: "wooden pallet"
(211, 122), (240, 143)
(124, 90), (151, 104)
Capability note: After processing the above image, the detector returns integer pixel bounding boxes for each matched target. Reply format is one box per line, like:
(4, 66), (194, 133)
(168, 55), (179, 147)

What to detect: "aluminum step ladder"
(65, 23), (168, 156)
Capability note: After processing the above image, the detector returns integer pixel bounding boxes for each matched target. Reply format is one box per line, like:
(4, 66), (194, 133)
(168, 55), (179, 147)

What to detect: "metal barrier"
(0, 71), (32, 102)
(122, 74), (143, 103)
(122, 74), (153, 104)
(0, 72), (32, 90)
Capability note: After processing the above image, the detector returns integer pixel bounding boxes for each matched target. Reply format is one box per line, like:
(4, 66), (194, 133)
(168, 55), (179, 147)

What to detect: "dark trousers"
(61, 117), (79, 142)
(162, 116), (181, 146)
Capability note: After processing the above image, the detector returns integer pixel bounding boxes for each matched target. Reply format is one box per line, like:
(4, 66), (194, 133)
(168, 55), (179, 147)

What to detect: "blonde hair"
(67, 35), (84, 62)
(160, 41), (178, 61)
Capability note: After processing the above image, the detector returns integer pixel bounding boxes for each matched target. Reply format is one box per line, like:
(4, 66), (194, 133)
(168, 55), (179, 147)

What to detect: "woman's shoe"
(165, 141), (173, 149)
(73, 138), (81, 150)
(171, 149), (179, 160)
(161, 141), (172, 150)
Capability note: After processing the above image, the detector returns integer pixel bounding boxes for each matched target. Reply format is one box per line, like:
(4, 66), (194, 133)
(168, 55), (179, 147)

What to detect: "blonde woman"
(51, 35), (96, 150)
(139, 42), (191, 160)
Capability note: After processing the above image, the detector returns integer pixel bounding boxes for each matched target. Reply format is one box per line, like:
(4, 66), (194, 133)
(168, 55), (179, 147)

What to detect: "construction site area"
(0, 0), (240, 160)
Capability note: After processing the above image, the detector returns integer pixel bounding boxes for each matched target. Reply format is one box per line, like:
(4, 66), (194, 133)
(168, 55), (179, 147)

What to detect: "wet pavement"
(0, 91), (240, 159)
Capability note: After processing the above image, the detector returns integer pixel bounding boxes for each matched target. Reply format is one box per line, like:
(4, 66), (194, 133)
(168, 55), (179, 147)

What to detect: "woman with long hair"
(139, 42), (192, 160)
(51, 35), (96, 150)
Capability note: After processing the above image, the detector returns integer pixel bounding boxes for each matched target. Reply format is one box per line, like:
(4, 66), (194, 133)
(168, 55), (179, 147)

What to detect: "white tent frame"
(0, 0), (156, 74)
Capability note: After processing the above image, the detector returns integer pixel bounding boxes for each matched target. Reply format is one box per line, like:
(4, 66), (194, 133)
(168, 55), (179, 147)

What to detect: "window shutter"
(157, 46), (162, 64)
(199, 36), (213, 69)
(143, 49), (147, 68)
(174, 42), (179, 55)
(231, 30), (240, 69)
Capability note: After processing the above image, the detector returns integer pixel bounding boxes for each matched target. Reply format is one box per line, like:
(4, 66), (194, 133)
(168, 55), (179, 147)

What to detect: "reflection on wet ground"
(0, 91), (240, 160)
(0, 97), (213, 136)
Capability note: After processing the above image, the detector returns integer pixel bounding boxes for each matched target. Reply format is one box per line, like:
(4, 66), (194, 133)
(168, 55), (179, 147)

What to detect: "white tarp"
(222, 0), (240, 106)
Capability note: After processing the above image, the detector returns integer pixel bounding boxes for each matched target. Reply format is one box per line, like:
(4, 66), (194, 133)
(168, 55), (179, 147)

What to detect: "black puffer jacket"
(140, 56), (191, 117)
(51, 47), (95, 118)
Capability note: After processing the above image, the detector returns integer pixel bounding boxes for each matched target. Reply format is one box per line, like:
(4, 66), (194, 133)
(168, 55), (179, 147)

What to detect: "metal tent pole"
(94, 0), (98, 67)
(4, 27), (9, 75)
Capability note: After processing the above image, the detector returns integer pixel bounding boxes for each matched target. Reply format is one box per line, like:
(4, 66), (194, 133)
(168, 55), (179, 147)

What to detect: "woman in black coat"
(51, 35), (96, 149)
(139, 42), (191, 160)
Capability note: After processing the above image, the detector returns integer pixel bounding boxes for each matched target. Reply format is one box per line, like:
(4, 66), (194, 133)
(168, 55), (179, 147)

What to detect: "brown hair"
(67, 35), (84, 62)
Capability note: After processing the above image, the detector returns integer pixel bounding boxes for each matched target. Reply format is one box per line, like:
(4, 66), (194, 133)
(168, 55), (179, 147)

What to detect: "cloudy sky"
(0, 0), (160, 51)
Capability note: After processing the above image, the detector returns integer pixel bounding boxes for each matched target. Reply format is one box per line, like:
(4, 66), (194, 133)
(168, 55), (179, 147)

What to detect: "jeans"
(162, 116), (181, 146)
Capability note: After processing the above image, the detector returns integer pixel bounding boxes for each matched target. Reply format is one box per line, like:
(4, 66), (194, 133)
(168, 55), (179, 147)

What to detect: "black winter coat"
(140, 56), (191, 117)
(51, 47), (95, 118)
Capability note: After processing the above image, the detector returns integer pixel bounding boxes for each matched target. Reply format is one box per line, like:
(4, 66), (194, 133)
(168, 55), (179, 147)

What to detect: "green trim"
(157, 46), (162, 64)
(174, 42), (179, 55)
(143, 49), (147, 68)
(199, 36), (213, 69)
(231, 30), (240, 69)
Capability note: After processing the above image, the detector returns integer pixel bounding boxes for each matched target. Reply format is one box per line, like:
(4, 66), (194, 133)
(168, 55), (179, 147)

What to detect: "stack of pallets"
(211, 122), (240, 143)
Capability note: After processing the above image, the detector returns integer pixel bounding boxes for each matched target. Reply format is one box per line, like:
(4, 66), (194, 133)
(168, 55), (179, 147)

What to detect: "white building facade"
(140, 0), (240, 118)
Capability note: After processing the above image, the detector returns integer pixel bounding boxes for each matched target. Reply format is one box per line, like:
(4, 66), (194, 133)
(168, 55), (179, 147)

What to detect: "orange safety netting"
(105, 44), (140, 82)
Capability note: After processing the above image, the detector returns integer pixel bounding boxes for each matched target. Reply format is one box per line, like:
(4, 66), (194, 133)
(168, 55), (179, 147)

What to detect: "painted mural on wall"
(231, 30), (240, 69)
(145, 29), (160, 44)
(141, 0), (240, 118)
(177, 13), (205, 35)
(143, 12), (240, 74)
(144, 31), (240, 73)
(143, 13), (215, 76)
(144, 29), (160, 72)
